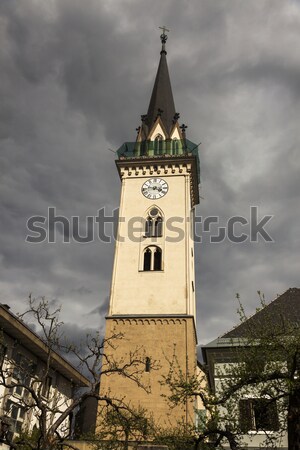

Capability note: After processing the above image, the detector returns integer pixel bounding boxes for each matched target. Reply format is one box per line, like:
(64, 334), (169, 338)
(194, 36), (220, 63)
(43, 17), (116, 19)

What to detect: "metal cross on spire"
(159, 26), (170, 53)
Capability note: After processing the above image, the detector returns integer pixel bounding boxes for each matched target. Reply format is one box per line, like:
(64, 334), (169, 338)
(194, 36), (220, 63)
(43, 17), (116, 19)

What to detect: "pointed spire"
(145, 28), (176, 136)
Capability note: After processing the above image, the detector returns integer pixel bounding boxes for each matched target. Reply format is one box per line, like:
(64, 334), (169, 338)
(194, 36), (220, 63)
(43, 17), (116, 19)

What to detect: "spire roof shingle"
(145, 40), (176, 136)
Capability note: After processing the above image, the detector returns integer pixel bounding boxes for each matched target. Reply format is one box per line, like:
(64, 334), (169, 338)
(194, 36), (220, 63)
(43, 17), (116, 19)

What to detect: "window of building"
(154, 134), (163, 155)
(6, 400), (26, 436)
(195, 409), (206, 432)
(143, 248), (151, 271)
(12, 352), (32, 390)
(145, 208), (163, 238)
(140, 141), (147, 156)
(12, 351), (22, 379)
(172, 138), (179, 155)
(245, 357), (265, 374)
(145, 217), (152, 237)
(239, 398), (279, 432)
(41, 376), (52, 398)
(143, 246), (162, 271)
(153, 247), (162, 270)
(145, 357), (151, 372)
(0, 344), (7, 369)
(154, 217), (163, 236)
(13, 384), (24, 397)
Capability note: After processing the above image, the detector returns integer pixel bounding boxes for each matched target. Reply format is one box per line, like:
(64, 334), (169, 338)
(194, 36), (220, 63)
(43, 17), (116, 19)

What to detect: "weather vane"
(159, 26), (170, 52)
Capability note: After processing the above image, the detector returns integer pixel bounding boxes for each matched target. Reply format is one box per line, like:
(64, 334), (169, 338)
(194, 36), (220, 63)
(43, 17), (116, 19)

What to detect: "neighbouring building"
(98, 30), (200, 430)
(202, 288), (300, 450)
(0, 302), (89, 445)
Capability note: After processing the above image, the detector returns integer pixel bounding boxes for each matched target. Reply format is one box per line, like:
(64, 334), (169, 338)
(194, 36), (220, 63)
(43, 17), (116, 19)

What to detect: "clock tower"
(99, 31), (200, 428)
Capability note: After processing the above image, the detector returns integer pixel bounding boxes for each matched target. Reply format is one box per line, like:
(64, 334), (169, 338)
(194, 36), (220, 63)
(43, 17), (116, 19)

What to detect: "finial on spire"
(159, 26), (170, 54)
(180, 124), (188, 135)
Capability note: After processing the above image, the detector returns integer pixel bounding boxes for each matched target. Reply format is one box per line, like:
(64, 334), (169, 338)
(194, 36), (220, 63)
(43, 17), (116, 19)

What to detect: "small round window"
(149, 208), (159, 217)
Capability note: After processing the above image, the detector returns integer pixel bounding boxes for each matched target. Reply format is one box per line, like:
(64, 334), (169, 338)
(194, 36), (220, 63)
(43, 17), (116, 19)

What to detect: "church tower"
(99, 31), (200, 428)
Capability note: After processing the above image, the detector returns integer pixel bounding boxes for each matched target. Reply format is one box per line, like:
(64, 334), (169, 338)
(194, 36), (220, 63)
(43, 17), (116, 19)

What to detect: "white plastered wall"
(109, 164), (196, 318)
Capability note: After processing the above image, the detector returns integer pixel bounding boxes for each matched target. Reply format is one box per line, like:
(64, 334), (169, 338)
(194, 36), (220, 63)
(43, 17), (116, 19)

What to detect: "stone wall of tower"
(109, 162), (197, 319)
(98, 316), (197, 428)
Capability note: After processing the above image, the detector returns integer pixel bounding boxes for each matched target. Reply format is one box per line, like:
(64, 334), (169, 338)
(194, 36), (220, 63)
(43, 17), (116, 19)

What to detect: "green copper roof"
(116, 138), (200, 182)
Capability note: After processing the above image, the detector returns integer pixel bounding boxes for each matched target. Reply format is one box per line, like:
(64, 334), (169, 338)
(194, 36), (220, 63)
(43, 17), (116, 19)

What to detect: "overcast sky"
(1, 0), (300, 348)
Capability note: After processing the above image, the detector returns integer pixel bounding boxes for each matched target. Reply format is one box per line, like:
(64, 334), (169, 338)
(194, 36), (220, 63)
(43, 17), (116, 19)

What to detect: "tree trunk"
(288, 387), (300, 450)
(124, 429), (129, 450)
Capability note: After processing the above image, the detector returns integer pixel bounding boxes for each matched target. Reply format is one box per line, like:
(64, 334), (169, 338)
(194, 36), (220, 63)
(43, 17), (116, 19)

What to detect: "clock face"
(142, 178), (169, 199)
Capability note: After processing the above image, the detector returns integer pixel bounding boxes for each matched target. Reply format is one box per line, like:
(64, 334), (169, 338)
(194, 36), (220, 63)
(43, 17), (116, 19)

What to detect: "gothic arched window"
(153, 247), (162, 271)
(154, 134), (163, 155)
(143, 246), (162, 271)
(145, 208), (163, 238)
(145, 216), (152, 237)
(172, 138), (179, 155)
(154, 217), (163, 237)
(143, 248), (151, 271)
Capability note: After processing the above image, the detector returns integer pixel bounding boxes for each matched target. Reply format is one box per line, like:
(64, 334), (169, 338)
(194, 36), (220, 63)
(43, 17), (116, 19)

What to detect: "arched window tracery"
(144, 207), (163, 238)
(142, 246), (162, 271)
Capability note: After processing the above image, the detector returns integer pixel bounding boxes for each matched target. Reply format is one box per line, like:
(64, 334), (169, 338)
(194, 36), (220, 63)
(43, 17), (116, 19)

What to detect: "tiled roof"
(146, 49), (176, 135)
(222, 288), (300, 338)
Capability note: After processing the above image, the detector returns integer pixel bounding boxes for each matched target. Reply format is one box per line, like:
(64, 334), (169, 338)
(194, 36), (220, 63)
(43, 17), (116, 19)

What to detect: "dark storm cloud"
(0, 0), (299, 347)
(88, 296), (109, 318)
(73, 286), (93, 295)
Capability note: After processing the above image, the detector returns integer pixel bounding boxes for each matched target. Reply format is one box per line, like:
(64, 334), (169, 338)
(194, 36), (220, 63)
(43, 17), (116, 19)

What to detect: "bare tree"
(85, 404), (154, 450)
(0, 296), (154, 450)
(162, 292), (300, 450)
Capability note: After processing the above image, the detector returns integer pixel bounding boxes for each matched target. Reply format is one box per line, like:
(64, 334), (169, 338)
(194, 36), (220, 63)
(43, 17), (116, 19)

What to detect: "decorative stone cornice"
(106, 315), (197, 343)
(112, 317), (188, 326)
(116, 154), (199, 207)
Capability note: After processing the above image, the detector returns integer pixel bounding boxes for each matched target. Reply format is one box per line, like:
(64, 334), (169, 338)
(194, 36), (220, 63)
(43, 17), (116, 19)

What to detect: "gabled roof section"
(145, 35), (176, 137)
(148, 116), (167, 140)
(222, 288), (300, 339)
